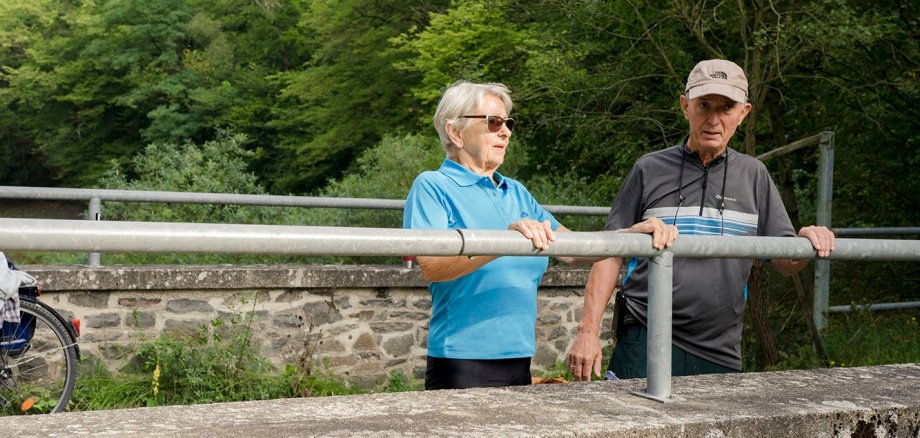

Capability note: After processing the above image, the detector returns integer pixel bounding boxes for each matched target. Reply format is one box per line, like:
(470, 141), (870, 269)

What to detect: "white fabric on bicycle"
(0, 251), (36, 301)
(0, 293), (20, 325)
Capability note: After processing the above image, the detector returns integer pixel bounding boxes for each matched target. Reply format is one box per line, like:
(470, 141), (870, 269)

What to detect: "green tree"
(99, 131), (271, 224)
(267, 0), (450, 193)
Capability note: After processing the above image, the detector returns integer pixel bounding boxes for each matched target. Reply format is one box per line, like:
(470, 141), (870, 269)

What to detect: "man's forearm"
(770, 258), (809, 277)
(577, 257), (623, 335)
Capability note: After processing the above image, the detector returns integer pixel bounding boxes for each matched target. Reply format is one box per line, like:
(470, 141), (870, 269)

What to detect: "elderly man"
(566, 59), (836, 380)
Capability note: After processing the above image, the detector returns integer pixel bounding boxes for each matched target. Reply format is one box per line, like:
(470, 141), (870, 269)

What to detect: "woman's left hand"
(509, 219), (556, 251)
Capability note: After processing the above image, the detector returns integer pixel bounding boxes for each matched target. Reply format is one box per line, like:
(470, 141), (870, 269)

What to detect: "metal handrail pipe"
(2, 219), (920, 261)
(834, 227), (920, 236)
(828, 301), (920, 313)
(458, 230), (920, 261)
(0, 219), (463, 256)
(0, 186), (406, 210)
(0, 186), (608, 216)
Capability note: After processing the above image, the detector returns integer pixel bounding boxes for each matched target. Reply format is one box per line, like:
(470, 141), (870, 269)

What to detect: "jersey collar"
(438, 159), (508, 189)
(680, 141), (727, 167)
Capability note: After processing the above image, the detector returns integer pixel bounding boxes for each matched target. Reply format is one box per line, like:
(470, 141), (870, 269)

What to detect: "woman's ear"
(446, 121), (464, 149)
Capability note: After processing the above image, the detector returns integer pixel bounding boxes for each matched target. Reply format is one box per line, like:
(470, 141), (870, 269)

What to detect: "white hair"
(433, 81), (513, 156)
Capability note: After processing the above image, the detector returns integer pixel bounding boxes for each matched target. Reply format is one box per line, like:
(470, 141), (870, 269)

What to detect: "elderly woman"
(403, 81), (576, 390)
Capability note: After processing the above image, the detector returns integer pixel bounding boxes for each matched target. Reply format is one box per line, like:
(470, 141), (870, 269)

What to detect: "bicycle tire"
(0, 300), (78, 415)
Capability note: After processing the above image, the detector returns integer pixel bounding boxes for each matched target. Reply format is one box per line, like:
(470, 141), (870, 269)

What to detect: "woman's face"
(448, 94), (512, 177)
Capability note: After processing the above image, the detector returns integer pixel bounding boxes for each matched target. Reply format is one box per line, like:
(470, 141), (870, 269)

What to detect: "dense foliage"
(2, 1), (917, 231)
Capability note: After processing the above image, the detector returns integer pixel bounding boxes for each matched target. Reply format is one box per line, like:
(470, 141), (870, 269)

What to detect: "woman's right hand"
(508, 219), (556, 251)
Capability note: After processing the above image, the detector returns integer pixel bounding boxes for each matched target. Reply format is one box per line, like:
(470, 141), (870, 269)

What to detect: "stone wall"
(23, 265), (611, 386)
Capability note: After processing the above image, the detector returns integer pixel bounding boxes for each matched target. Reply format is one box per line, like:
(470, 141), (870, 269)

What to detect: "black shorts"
(425, 356), (532, 390)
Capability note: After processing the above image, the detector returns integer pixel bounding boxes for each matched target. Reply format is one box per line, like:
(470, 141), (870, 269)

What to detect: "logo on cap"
(711, 71), (728, 80)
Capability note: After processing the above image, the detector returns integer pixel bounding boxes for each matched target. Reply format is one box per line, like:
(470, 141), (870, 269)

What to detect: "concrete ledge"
(2, 363), (918, 437)
(22, 264), (590, 291)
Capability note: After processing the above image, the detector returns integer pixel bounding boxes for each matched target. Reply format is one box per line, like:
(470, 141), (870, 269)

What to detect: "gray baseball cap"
(685, 59), (748, 103)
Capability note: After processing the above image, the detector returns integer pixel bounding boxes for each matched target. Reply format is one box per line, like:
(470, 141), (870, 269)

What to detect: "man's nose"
(705, 112), (721, 125)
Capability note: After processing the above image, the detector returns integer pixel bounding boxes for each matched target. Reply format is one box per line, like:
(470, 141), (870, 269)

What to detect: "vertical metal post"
(632, 251), (675, 402)
(814, 132), (834, 331)
(87, 197), (101, 267)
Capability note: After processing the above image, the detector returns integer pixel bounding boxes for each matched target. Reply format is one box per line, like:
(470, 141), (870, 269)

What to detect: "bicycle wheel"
(0, 300), (78, 415)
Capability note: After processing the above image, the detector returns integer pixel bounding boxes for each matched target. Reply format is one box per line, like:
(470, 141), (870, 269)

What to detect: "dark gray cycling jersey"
(605, 143), (795, 369)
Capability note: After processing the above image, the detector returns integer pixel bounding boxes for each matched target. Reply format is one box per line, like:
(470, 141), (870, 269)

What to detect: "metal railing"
(1, 217), (918, 402)
(3, 182), (919, 317)
(0, 186), (611, 217)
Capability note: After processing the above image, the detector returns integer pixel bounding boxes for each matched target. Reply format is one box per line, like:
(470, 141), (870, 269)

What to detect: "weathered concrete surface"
(2, 363), (918, 437)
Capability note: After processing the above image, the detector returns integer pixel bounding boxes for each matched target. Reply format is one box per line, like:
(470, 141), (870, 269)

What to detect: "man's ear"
(446, 121), (464, 149)
(738, 102), (753, 123)
(679, 95), (690, 120)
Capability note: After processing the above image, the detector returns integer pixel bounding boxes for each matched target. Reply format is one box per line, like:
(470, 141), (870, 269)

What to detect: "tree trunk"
(747, 259), (777, 368)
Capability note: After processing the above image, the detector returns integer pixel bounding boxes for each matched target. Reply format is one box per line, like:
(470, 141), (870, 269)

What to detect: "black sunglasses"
(460, 115), (515, 132)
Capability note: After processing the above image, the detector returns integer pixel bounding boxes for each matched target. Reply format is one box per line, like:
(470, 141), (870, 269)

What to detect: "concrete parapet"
(1, 363), (917, 437)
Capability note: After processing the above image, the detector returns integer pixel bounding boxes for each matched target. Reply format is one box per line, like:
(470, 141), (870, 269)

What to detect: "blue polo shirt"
(403, 159), (560, 359)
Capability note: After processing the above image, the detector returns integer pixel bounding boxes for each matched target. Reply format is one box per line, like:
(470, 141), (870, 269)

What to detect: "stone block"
(272, 313), (305, 329)
(385, 358), (407, 367)
(69, 292), (109, 308)
(359, 298), (406, 307)
(271, 336), (291, 351)
(411, 298), (432, 309)
(85, 312), (121, 328)
(550, 302), (569, 311)
(117, 297), (162, 308)
(382, 333), (415, 357)
(56, 309), (76, 321)
(166, 298), (214, 314)
(164, 319), (209, 337)
(388, 311), (428, 321)
(547, 325), (569, 340)
(222, 291), (270, 307)
(303, 300), (343, 326)
(537, 313), (561, 325)
(540, 287), (581, 298)
(532, 344), (560, 369)
(97, 343), (135, 361)
(82, 331), (124, 342)
(554, 339), (570, 352)
(126, 311), (156, 329)
(318, 339), (346, 354)
(348, 373), (387, 390)
(332, 295), (352, 310)
(324, 323), (359, 336)
(352, 333), (378, 352)
(217, 310), (270, 323)
(369, 322), (414, 332)
(274, 290), (305, 303)
(324, 355), (358, 369)
(357, 351), (380, 360)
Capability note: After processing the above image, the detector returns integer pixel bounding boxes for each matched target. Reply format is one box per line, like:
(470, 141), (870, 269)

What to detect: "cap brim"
(686, 83), (746, 103)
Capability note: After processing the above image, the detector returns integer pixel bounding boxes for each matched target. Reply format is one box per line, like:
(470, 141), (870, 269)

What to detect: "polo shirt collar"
(680, 141), (727, 167)
(438, 159), (508, 189)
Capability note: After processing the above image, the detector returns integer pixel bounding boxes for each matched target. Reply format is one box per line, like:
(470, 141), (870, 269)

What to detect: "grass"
(767, 309), (920, 371)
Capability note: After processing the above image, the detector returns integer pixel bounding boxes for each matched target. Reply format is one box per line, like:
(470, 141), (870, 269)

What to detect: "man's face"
(680, 94), (752, 155)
